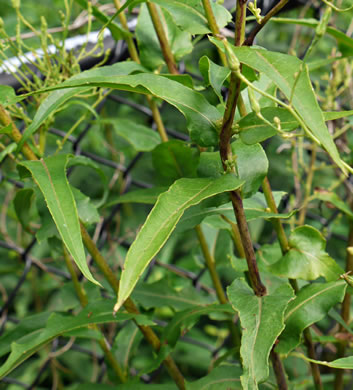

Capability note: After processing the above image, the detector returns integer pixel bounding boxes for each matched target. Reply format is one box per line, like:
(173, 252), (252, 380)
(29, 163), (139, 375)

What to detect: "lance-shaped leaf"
(269, 225), (344, 281)
(210, 39), (350, 174)
(19, 68), (222, 149)
(0, 300), (149, 379)
(115, 175), (244, 311)
(297, 354), (353, 370)
(186, 364), (242, 390)
(313, 190), (353, 219)
(227, 279), (294, 390)
(276, 280), (346, 355)
(18, 154), (99, 285)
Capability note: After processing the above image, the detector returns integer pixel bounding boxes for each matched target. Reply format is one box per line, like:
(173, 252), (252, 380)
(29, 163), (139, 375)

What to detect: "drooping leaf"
(133, 279), (212, 310)
(18, 154), (99, 285)
(210, 39), (350, 173)
(115, 175), (244, 311)
(186, 364), (242, 389)
(227, 279), (294, 390)
(0, 143), (17, 163)
(0, 300), (149, 379)
(231, 139), (268, 198)
(152, 140), (200, 185)
(269, 225), (344, 281)
(162, 304), (234, 347)
(199, 56), (230, 103)
(136, 3), (192, 70)
(19, 68), (222, 149)
(276, 281), (346, 355)
(18, 61), (146, 151)
(102, 118), (161, 152)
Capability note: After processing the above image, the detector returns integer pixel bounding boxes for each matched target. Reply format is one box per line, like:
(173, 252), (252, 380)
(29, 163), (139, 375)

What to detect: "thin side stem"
(244, 0), (290, 46)
(80, 223), (186, 390)
(146, 2), (178, 74)
(221, 214), (246, 259)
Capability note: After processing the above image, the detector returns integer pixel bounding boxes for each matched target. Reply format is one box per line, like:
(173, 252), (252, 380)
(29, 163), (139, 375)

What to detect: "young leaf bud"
(223, 39), (240, 72)
(248, 87), (261, 115)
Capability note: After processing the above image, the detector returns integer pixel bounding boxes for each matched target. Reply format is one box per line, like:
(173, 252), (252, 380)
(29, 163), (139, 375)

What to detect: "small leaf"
(227, 279), (294, 390)
(269, 226), (344, 281)
(277, 281), (346, 355)
(0, 85), (18, 106)
(18, 154), (99, 285)
(0, 124), (12, 134)
(296, 354), (353, 370)
(199, 56), (230, 103)
(152, 140), (199, 185)
(162, 304), (234, 347)
(186, 364), (242, 390)
(115, 175), (244, 311)
(0, 143), (17, 163)
(0, 300), (148, 379)
(232, 139), (268, 198)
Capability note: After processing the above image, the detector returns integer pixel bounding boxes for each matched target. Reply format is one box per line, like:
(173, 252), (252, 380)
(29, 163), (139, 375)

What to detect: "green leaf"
(232, 139), (268, 198)
(18, 154), (99, 285)
(313, 190), (353, 219)
(106, 186), (168, 207)
(115, 174), (244, 311)
(152, 140), (200, 185)
(72, 384), (177, 390)
(18, 61), (146, 151)
(72, 187), (100, 226)
(0, 123), (12, 134)
(0, 143), (17, 163)
(269, 226), (344, 281)
(210, 40), (349, 173)
(199, 56), (230, 103)
(0, 85), (17, 106)
(227, 279), (294, 390)
(296, 354), (353, 370)
(186, 364), (242, 389)
(276, 281), (346, 355)
(0, 300), (148, 379)
(19, 68), (221, 149)
(101, 118), (161, 152)
(0, 312), (51, 358)
(133, 279), (212, 310)
(73, 0), (131, 40)
(323, 110), (353, 121)
(136, 3), (192, 70)
(13, 188), (35, 231)
(162, 304), (234, 347)
(152, 0), (232, 34)
(113, 322), (142, 376)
